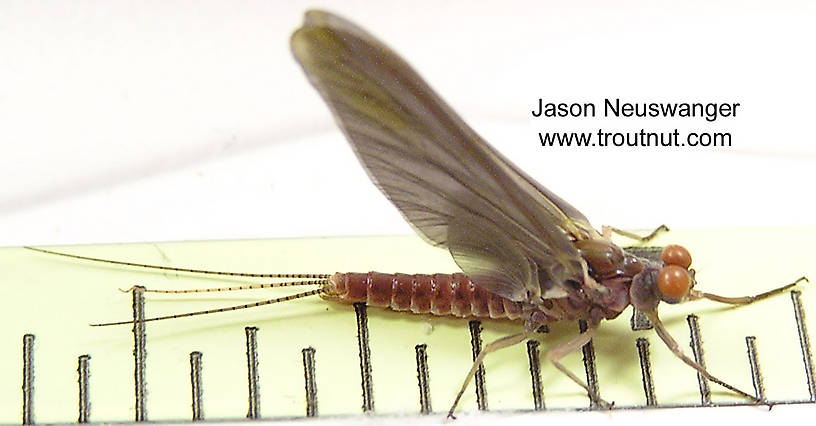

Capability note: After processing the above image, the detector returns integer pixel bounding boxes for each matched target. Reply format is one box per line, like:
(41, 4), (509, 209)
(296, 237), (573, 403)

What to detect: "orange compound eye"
(657, 265), (691, 302)
(661, 244), (692, 269)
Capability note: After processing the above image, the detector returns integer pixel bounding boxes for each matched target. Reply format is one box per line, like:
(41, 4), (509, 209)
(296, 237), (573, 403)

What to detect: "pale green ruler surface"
(0, 227), (814, 423)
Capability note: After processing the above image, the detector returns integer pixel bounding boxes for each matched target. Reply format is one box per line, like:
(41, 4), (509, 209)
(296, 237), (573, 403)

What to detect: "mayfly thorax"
(27, 9), (807, 418)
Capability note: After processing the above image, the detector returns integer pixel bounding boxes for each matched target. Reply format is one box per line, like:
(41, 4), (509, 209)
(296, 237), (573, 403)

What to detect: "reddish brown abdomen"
(327, 272), (523, 320)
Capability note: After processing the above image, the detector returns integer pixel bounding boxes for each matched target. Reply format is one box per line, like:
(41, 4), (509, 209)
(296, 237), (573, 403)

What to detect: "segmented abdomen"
(326, 272), (523, 320)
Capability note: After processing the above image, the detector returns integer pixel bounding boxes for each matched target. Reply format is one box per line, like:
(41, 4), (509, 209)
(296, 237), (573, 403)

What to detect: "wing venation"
(291, 10), (593, 300)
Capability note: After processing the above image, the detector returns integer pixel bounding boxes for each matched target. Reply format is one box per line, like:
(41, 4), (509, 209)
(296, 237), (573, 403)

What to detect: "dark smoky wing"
(291, 10), (589, 299)
(446, 212), (535, 301)
(447, 213), (578, 301)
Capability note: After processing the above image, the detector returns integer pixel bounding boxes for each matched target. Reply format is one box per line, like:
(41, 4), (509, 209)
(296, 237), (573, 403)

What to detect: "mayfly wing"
(291, 10), (591, 300)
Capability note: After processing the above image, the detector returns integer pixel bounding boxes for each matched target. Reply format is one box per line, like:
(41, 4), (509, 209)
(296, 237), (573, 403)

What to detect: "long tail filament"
(26, 246), (331, 326)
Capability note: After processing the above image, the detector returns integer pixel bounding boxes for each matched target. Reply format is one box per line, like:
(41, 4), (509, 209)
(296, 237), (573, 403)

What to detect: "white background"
(1, 0), (814, 247)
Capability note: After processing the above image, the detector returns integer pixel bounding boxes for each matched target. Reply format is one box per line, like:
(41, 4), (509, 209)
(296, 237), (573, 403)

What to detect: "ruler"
(1, 228), (814, 423)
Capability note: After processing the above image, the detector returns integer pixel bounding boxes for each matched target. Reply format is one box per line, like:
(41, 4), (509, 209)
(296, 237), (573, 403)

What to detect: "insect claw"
(588, 392), (613, 409)
(118, 286), (137, 293)
(603, 224), (669, 243)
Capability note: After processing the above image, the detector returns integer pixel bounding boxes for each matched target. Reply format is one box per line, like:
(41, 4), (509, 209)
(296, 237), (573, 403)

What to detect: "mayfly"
(28, 10), (807, 417)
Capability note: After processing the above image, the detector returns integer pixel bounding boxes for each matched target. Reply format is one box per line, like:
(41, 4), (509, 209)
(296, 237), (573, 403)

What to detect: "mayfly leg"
(546, 323), (612, 409)
(446, 325), (614, 418)
(447, 333), (530, 419)
(644, 311), (762, 403)
(603, 224), (669, 242)
(689, 276), (808, 305)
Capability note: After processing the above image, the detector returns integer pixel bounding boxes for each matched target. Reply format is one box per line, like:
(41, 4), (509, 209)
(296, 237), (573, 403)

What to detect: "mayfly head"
(657, 244), (695, 303)
(629, 244), (696, 311)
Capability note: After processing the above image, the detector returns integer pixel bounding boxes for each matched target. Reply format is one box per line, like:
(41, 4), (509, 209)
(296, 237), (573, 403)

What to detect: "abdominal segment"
(326, 272), (523, 320)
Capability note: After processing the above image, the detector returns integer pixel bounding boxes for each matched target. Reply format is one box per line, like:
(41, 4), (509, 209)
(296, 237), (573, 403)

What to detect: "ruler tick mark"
(636, 338), (656, 406)
(302, 347), (318, 417)
(579, 320), (600, 408)
(468, 320), (488, 411)
(22, 333), (35, 425)
(687, 314), (711, 406)
(415, 344), (432, 414)
(245, 327), (260, 419)
(791, 290), (815, 401)
(131, 286), (147, 421)
(526, 340), (545, 410)
(190, 351), (203, 421)
(77, 354), (91, 423)
(354, 303), (375, 412)
(745, 336), (765, 401)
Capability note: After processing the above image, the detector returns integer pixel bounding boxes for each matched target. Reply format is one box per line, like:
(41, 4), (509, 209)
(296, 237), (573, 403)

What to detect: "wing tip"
(290, 10), (344, 67)
(290, 11), (320, 64)
(300, 9), (365, 34)
(291, 9), (382, 61)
